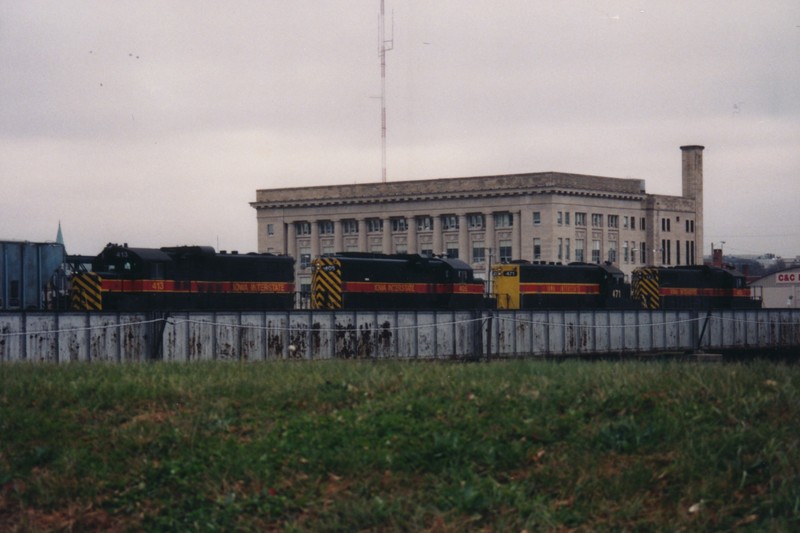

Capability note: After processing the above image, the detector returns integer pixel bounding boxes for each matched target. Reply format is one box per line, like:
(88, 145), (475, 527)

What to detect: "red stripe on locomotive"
(342, 281), (483, 295)
(519, 283), (601, 295)
(101, 279), (294, 294)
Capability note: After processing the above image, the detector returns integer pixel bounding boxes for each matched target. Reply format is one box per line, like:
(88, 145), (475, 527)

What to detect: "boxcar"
(1, 241), (67, 310)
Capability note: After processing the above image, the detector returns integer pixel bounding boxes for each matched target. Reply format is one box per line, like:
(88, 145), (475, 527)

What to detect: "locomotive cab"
(92, 245), (171, 280)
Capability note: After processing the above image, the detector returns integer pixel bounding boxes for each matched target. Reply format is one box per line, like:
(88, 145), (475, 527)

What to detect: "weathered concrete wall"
(1, 309), (799, 363)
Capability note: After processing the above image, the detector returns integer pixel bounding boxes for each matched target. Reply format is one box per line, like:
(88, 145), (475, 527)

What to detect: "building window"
(661, 218), (671, 232)
(366, 218), (383, 233)
(592, 240), (601, 263)
(631, 241), (637, 264)
(641, 242), (646, 264)
(575, 239), (585, 262)
(499, 239), (512, 262)
(299, 278), (311, 299)
(565, 238), (571, 261)
(608, 215), (619, 229)
(420, 248), (433, 257)
(416, 216), (433, 231)
(556, 211), (562, 225)
(395, 244), (407, 254)
(322, 245), (334, 255)
(342, 219), (359, 234)
(267, 223), (274, 235)
(467, 214), (485, 229)
(441, 215), (459, 230)
(676, 240), (681, 265)
(623, 216), (629, 230)
(533, 212), (541, 225)
(446, 246), (459, 259)
(295, 221), (311, 236)
(608, 239), (617, 263)
(494, 212), (513, 228)
(370, 244), (383, 253)
(391, 217), (408, 232)
(631, 217), (636, 230)
(557, 238), (563, 261)
(623, 241), (629, 262)
(592, 214), (603, 228)
(575, 212), (587, 227)
(299, 247), (311, 268)
(533, 238), (541, 261)
(685, 240), (691, 265)
(564, 212), (570, 226)
(318, 220), (334, 235)
(472, 241), (485, 263)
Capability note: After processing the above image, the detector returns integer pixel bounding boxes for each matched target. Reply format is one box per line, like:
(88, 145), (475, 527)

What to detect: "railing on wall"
(1, 309), (799, 363)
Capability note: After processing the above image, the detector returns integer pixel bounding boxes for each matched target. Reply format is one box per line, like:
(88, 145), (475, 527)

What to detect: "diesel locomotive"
(492, 261), (631, 310)
(69, 244), (295, 311)
(311, 253), (485, 310)
(631, 265), (760, 309)
(7, 239), (761, 312)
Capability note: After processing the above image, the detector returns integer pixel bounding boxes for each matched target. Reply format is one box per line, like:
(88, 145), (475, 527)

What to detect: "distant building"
(252, 145), (705, 295)
(750, 267), (800, 308)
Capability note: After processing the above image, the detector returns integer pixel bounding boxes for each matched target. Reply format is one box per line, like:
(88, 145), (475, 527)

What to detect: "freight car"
(631, 265), (761, 309)
(1, 241), (68, 310)
(311, 253), (485, 310)
(492, 261), (631, 310)
(69, 244), (295, 311)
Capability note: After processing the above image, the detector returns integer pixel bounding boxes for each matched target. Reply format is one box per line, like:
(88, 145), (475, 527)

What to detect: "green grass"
(1, 360), (799, 531)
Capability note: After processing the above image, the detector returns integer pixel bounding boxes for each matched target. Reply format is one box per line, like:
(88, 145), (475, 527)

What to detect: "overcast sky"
(2, 1), (798, 259)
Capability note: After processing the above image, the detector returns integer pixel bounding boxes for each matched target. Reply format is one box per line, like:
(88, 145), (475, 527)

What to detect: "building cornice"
(251, 172), (647, 210)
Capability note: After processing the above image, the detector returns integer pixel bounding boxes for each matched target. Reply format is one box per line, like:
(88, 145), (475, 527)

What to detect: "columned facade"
(252, 146), (704, 293)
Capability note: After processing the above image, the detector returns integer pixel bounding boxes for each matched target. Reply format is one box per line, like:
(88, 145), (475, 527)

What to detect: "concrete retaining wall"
(1, 309), (799, 363)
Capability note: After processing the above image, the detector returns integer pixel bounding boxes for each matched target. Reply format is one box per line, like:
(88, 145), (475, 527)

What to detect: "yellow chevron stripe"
(632, 268), (660, 309)
(70, 272), (103, 311)
(311, 257), (342, 309)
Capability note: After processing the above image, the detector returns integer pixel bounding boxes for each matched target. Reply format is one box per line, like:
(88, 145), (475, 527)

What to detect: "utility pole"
(379, 0), (393, 182)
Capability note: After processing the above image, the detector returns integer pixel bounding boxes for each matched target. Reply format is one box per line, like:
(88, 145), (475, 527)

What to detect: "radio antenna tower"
(379, 0), (394, 182)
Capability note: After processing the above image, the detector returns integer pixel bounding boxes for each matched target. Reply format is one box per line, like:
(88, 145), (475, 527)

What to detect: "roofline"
(252, 171), (648, 209)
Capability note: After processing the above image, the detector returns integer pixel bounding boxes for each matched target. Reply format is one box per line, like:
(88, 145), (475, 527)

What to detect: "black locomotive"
(492, 261), (631, 310)
(631, 265), (760, 309)
(69, 244), (295, 312)
(41, 242), (761, 313)
(311, 253), (485, 310)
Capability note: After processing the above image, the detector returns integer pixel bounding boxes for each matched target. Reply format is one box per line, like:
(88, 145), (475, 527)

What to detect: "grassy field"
(1, 359), (798, 532)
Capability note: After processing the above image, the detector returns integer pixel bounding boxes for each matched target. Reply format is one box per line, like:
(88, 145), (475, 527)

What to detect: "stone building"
(252, 145), (705, 296)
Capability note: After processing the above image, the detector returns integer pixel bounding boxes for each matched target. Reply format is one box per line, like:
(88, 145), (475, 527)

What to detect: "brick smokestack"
(681, 145), (704, 264)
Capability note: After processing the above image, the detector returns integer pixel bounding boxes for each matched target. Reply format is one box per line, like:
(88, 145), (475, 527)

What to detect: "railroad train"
(3, 240), (761, 312)
(69, 244), (295, 311)
(310, 253), (484, 310)
(631, 265), (761, 310)
(492, 261), (631, 310)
